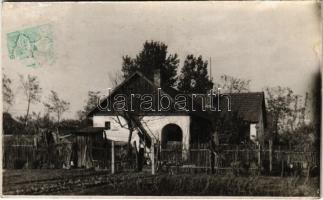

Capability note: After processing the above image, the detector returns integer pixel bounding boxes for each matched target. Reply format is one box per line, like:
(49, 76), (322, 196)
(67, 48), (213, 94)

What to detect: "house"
(88, 69), (213, 159)
(87, 68), (268, 160)
(213, 92), (267, 145)
(3, 112), (25, 135)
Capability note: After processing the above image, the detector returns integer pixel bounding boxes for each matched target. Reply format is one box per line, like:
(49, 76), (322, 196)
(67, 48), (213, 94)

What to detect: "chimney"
(153, 68), (161, 88)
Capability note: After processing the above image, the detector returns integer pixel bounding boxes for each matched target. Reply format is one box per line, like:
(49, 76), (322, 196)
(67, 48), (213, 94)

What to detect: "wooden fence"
(158, 144), (319, 175)
(3, 135), (319, 176)
(3, 134), (75, 169)
(3, 135), (37, 169)
(3, 145), (36, 169)
(3, 140), (72, 169)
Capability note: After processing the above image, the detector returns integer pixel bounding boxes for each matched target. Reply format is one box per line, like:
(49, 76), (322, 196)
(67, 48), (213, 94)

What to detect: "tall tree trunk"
(127, 127), (133, 155)
(274, 116), (279, 144)
(57, 112), (60, 125)
(25, 98), (31, 126)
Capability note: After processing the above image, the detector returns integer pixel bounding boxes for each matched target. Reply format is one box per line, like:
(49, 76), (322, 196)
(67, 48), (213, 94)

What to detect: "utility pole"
(151, 139), (155, 175)
(111, 141), (115, 174)
(209, 57), (212, 81)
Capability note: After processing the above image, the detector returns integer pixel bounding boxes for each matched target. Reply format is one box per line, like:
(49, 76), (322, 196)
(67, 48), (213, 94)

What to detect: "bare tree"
(19, 74), (42, 125)
(108, 71), (154, 162)
(108, 71), (136, 147)
(108, 71), (124, 88)
(76, 110), (86, 121)
(44, 90), (70, 124)
(216, 74), (251, 93)
(3, 73), (14, 112)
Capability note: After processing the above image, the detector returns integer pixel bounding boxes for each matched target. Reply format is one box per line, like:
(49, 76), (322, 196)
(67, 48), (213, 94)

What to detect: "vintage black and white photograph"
(1, 1), (321, 197)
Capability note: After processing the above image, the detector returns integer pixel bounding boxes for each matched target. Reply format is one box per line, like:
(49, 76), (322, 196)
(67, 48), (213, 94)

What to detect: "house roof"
(87, 71), (165, 117)
(87, 71), (266, 124)
(231, 92), (265, 122)
(216, 92), (266, 123)
(3, 112), (25, 135)
(87, 71), (209, 118)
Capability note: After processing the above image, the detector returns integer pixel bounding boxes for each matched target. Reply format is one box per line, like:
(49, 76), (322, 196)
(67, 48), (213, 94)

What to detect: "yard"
(3, 169), (319, 196)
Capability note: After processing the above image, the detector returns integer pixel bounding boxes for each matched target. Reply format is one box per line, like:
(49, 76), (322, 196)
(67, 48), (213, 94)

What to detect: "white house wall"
(140, 116), (191, 152)
(93, 115), (139, 144)
(249, 111), (265, 145)
(250, 124), (257, 142)
(93, 115), (128, 129)
(93, 115), (191, 154)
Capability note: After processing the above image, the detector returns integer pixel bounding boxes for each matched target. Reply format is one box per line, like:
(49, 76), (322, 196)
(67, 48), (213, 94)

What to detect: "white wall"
(93, 115), (191, 157)
(93, 115), (139, 145)
(140, 116), (191, 152)
(249, 111), (265, 144)
(250, 124), (257, 142)
(93, 115), (128, 129)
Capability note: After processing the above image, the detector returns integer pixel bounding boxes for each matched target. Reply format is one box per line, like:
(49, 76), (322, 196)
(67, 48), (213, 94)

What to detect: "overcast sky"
(2, 2), (321, 119)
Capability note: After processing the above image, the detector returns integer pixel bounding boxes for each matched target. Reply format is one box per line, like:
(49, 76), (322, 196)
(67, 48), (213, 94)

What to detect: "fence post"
(257, 144), (261, 169)
(151, 139), (155, 175)
(234, 146), (238, 163)
(269, 140), (272, 173)
(281, 151), (284, 177)
(247, 149), (249, 162)
(111, 141), (115, 174)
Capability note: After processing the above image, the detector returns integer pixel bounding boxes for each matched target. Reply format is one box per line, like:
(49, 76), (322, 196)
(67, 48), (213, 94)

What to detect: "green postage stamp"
(7, 24), (55, 68)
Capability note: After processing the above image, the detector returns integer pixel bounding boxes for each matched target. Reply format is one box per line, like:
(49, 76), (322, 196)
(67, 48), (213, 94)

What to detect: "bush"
(14, 160), (27, 169)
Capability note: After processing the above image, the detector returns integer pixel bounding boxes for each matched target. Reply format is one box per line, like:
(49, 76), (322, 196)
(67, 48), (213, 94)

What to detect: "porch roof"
(74, 127), (105, 134)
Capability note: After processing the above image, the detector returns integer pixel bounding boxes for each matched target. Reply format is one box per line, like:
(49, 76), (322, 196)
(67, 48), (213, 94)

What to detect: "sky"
(2, 2), (321, 120)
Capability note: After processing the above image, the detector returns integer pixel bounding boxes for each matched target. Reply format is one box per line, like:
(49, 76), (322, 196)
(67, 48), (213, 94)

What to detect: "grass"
(2, 169), (320, 196)
(78, 174), (319, 196)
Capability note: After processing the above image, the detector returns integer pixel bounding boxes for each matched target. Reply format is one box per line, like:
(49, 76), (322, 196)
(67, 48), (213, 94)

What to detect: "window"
(250, 124), (257, 142)
(105, 121), (111, 130)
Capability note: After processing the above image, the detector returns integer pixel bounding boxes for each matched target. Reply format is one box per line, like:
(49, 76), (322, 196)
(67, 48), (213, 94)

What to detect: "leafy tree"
(178, 55), (213, 94)
(36, 112), (55, 129)
(215, 74), (250, 93)
(3, 74), (14, 112)
(108, 71), (124, 88)
(44, 90), (70, 124)
(76, 110), (86, 121)
(15, 111), (48, 135)
(122, 55), (137, 78)
(265, 87), (293, 138)
(214, 110), (249, 145)
(265, 86), (305, 144)
(121, 41), (179, 88)
(19, 74), (42, 125)
(83, 91), (101, 115)
(279, 123), (316, 149)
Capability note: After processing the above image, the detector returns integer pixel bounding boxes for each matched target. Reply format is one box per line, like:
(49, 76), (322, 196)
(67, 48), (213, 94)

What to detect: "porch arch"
(161, 123), (183, 149)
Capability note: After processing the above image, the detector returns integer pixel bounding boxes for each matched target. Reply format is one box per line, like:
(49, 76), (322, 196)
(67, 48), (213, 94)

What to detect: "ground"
(2, 169), (320, 196)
